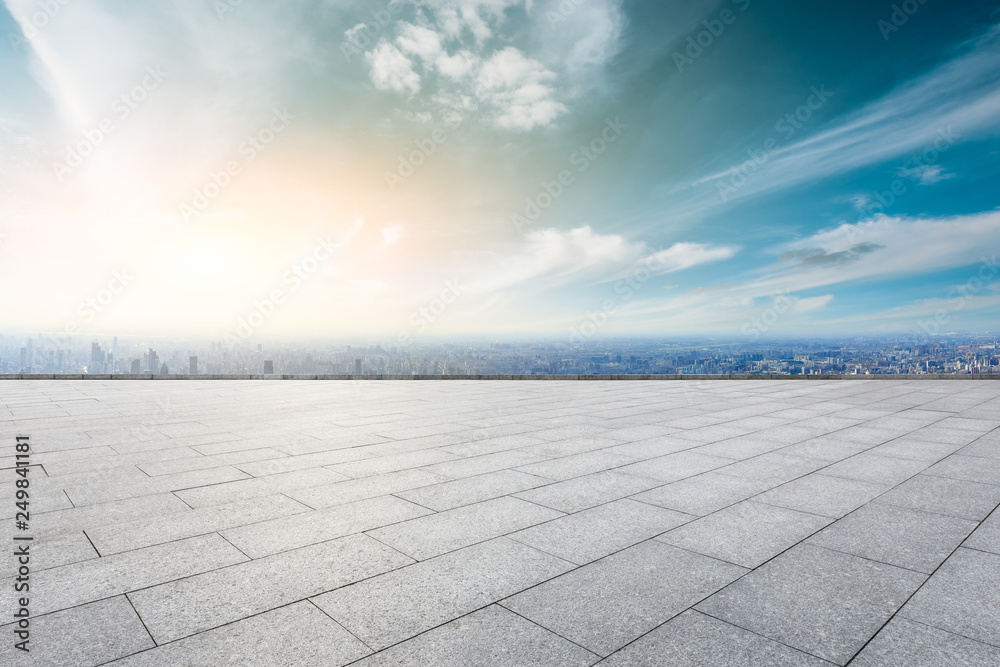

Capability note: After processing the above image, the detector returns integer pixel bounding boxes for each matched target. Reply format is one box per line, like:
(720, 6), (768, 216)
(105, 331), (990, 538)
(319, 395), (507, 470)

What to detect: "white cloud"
(642, 243), (740, 276)
(366, 42), (422, 95)
(360, 0), (624, 131)
(461, 226), (737, 294)
(476, 48), (565, 130)
(897, 163), (955, 185)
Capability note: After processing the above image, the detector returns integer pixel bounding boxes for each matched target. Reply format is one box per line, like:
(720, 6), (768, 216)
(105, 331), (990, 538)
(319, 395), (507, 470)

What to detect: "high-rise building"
(160, 362), (169, 374)
(189, 356), (198, 375)
(355, 358), (362, 374)
(263, 360), (274, 374)
(147, 349), (159, 373)
(130, 359), (141, 374)
(91, 342), (104, 373)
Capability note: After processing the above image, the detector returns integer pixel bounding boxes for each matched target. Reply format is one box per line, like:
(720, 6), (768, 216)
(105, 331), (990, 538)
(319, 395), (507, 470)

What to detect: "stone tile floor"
(0, 379), (998, 665)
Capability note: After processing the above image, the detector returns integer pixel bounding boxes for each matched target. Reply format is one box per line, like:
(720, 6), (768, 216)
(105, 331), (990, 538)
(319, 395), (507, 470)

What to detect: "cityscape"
(3, 333), (998, 377)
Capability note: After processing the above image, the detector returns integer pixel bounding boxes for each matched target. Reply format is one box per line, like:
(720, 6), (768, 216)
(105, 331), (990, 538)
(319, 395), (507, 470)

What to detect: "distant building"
(148, 350), (159, 373)
(263, 360), (274, 374)
(91, 342), (104, 373)
(355, 358), (362, 374)
(189, 356), (198, 375)
(130, 359), (141, 374)
(160, 363), (169, 374)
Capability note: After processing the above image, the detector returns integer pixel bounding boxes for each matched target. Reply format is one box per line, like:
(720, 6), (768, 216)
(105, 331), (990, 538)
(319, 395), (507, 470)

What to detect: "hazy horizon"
(2, 0), (999, 342)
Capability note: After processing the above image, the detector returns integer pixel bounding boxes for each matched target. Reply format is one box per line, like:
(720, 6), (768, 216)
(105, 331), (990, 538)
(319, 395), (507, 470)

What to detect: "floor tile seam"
(61, 473), (258, 508)
(305, 598), (377, 654)
(867, 497), (998, 524)
(680, 608), (841, 666)
(871, 614), (1000, 654)
(918, 470), (1000, 487)
(839, 504), (1000, 665)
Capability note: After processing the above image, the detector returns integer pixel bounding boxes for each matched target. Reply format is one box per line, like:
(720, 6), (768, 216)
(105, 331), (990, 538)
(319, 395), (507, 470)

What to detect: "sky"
(0, 0), (999, 344)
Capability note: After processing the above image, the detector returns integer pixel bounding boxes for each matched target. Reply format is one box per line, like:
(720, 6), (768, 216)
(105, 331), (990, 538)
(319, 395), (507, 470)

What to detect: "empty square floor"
(2, 379), (999, 666)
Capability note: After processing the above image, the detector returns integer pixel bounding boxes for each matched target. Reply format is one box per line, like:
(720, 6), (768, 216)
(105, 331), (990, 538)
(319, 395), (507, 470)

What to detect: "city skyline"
(1, 1), (999, 340)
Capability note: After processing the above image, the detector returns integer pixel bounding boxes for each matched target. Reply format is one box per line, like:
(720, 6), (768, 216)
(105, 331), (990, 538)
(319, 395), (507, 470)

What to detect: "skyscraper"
(130, 359), (141, 374)
(263, 360), (274, 374)
(355, 358), (362, 374)
(147, 349), (159, 373)
(189, 356), (198, 375)
(91, 342), (104, 373)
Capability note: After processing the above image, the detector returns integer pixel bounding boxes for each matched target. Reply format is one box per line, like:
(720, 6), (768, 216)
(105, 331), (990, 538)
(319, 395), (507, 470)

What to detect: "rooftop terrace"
(2, 379), (999, 666)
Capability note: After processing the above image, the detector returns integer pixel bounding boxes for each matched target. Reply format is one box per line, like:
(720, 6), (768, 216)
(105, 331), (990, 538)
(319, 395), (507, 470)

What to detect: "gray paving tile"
(396, 469), (551, 511)
(438, 434), (548, 458)
(965, 511), (1000, 555)
(109, 601), (371, 667)
(87, 493), (311, 555)
(819, 453), (928, 487)
(868, 436), (968, 462)
(0, 529), (98, 571)
(312, 537), (575, 650)
(808, 502), (976, 573)
(328, 449), (460, 478)
(508, 498), (692, 565)
(513, 470), (661, 513)
(63, 466), (251, 506)
(352, 605), (598, 667)
(876, 474), (1000, 520)
(28, 534), (249, 616)
(780, 435), (875, 462)
(696, 544), (926, 665)
(136, 447), (286, 476)
(0, 596), (153, 667)
(288, 468), (446, 509)
(598, 610), (830, 667)
(714, 452), (827, 485)
(367, 496), (563, 560)
(696, 435), (792, 460)
(901, 547), (1000, 647)
(850, 617), (1000, 667)
(754, 474), (888, 518)
(616, 451), (733, 484)
(503, 541), (746, 656)
(924, 455), (1000, 486)
(515, 449), (640, 481)
(602, 435), (702, 460)
(420, 450), (550, 480)
(129, 533), (412, 643)
(174, 467), (348, 508)
(222, 495), (433, 558)
(632, 472), (775, 516)
(658, 500), (832, 568)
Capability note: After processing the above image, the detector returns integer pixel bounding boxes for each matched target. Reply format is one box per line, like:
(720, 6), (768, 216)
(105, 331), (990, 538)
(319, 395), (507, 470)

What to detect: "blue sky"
(0, 0), (998, 342)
